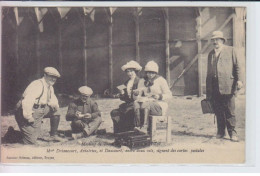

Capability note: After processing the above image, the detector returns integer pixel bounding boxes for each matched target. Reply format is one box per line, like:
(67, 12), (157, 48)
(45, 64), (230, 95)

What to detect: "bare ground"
(1, 95), (245, 148)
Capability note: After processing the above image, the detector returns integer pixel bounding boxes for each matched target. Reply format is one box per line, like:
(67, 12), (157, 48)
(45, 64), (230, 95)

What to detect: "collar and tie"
(47, 86), (51, 103)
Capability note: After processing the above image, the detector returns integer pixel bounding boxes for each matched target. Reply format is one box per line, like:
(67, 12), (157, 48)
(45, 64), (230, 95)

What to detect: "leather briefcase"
(114, 131), (151, 149)
(201, 99), (214, 114)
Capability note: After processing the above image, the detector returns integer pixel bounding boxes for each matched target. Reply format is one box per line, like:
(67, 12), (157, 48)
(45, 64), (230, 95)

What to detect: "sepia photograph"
(0, 3), (247, 164)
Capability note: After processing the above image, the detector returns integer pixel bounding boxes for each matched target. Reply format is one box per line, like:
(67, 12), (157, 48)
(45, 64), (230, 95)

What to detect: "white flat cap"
(44, 67), (61, 78)
(121, 60), (142, 72)
(78, 86), (93, 96)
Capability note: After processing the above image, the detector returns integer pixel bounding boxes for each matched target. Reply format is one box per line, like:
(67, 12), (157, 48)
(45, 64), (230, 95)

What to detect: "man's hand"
(76, 112), (91, 120)
(83, 113), (92, 119)
(48, 103), (59, 112)
(76, 111), (84, 119)
(237, 81), (243, 90)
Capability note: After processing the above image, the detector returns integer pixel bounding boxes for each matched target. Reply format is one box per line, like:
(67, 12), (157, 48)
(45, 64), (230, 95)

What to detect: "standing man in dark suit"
(206, 31), (243, 142)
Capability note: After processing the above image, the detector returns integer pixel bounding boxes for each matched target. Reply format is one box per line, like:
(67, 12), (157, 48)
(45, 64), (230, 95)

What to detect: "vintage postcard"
(0, 2), (247, 164)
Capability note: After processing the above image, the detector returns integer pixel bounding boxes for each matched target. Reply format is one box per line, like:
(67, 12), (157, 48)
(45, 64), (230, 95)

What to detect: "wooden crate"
(149, 115), (171, 143)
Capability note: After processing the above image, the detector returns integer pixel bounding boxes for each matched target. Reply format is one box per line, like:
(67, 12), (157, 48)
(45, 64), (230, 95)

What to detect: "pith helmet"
(144, 61), (159, 73)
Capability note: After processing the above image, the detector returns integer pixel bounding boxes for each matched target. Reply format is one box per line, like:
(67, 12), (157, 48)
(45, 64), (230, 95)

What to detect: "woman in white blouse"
(110, 60), (142, 133)
(134, 61), (172, 134)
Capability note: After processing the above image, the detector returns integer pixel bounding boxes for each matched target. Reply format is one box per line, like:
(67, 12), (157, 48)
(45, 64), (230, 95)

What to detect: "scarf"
(144, 75), (160, 93)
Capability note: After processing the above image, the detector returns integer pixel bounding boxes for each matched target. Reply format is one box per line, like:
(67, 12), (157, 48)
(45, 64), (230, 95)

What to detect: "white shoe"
(134, 126), (147, 134)
(230, 135), (239, 142)
(72, 133), (84, 140)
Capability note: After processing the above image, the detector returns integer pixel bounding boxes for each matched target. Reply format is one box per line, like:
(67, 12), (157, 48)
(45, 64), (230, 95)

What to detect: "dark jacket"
(119, 76), (140, 104)
(206, 45), (242, 98)
(66, 98), (101, 121)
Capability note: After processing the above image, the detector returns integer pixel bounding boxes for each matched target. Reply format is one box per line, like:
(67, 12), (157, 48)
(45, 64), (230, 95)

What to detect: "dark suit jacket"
(66, 98), (101, 121)
(206, 45), (242, 98)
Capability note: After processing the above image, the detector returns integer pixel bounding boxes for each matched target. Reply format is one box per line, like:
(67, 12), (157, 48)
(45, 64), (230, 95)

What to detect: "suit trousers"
(212, 78), (236, 136)
(70, 116), (102, 136)
(15, 106), (60, 144)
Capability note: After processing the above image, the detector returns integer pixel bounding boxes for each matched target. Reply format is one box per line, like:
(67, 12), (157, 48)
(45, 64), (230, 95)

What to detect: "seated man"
(66, 86), (102, 139)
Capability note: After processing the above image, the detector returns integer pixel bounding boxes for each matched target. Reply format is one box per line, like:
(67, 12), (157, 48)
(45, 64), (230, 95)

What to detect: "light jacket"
(137, 76), (172, 113)
(206, 45), (242, 98)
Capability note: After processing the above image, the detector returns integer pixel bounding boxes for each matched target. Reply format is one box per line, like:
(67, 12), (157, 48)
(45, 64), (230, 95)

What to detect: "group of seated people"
(11, 60), (172, 145)
(111, 60), (172, 135)
(66, 60), (172, 139)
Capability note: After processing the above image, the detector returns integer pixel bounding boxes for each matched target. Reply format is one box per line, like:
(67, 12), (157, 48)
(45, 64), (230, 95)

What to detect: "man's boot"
(48, 115), (66, 142)
(216, 129), (225, 139)
(112, 116), (120, 134)
(216, 118), (226, 139)
(72, 132), (85, 140)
